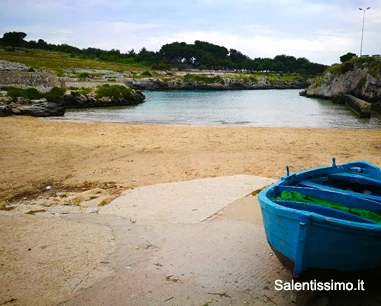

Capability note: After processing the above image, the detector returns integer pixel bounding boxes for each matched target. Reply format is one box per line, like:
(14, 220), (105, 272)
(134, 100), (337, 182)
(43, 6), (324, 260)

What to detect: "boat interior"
(267, 163), (381, 225)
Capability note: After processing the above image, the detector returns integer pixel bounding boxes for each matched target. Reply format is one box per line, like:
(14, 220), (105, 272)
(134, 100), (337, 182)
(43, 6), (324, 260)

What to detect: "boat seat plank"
(298, 181), (381, 203)
(328, 173), (381, 188)
(273, 200), (377, 224)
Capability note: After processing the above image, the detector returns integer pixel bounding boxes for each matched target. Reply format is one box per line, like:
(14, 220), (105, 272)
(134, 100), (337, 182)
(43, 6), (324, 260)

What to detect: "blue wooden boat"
(258, 159), (381, 280)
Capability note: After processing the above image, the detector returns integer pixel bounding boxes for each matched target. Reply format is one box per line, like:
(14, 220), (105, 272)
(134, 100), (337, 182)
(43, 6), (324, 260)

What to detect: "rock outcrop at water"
(61, 90), (145, 108)
(300, 56), (381, 104)
(0, 80), (145, 117)
(124, 77), (309, 91)
(0, 100), (65, 117)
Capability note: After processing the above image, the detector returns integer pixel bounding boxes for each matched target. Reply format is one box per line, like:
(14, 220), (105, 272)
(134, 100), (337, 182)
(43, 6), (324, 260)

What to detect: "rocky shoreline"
(124, 77), (309, 91)
(0, 59), (310, 117)
(0, 100), (65, 117)
(0, 89), (146, 117)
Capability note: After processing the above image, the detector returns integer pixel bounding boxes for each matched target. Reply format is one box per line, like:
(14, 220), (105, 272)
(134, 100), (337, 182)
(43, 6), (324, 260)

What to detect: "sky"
(0, 0), (380, 65)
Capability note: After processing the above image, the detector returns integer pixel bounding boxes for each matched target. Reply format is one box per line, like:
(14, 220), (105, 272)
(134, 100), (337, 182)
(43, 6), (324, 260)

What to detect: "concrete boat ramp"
(64, 175), (293, 306)
(1, 176), (380, 305)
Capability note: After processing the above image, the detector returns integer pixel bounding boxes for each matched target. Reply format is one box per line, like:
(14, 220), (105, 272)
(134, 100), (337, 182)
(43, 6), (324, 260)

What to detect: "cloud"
(0, 0), (380, 64)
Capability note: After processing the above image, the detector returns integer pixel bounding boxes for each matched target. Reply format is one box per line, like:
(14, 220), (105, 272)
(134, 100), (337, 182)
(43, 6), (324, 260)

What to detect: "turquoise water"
(65, 89), (381, 128)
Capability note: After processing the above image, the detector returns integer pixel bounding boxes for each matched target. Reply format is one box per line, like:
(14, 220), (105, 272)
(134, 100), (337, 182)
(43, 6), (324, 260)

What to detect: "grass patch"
(0, 48), (146, 72)
(95, 84), (133, 99)
(369, 60), (381, 77)
(77, 88), (92, 95)
(70, 87), (93, 96)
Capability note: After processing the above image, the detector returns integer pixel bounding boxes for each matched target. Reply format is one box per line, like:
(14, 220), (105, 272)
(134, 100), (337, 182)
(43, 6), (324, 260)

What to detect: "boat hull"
(258, 160), (381, 278)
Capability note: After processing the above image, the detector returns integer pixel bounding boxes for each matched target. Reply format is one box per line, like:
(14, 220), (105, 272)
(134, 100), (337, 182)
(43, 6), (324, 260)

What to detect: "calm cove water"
(65, 89), (381, 128)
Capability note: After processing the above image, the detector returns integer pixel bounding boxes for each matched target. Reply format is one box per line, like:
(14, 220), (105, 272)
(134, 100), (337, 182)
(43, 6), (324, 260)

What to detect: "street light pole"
(359, 7), (370, 57)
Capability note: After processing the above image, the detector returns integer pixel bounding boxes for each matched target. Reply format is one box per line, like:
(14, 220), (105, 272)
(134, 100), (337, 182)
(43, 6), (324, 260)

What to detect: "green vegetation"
(95, 84), (133, 99)
(0, 49), (145, 72)
(4, 87), (42, 100)
(44, 87), (66, 100)
(326, 56), (381, 77)
(159, 42), (326, 74)
(183, 74), (224, 84)
(70, 87), (92, 96)
(0, 31), (327, 75)
(141, 70), (152, 76)
(151, 62), (171, 70)
(340, 52), (356, 63)
(369, 59), (381, 77)
(2, 86), (65, 102)
(310, 77), (322, 89)
(77, 72), (91, 80)
(309, 56), (381, 90)
(0, 31), (26, 51)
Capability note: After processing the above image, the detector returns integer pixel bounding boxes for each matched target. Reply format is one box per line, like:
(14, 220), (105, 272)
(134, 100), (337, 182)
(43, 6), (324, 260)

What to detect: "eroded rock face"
(9, 102), (65, 117)
(0, 102), (65, 117)
(303, 65), (381, 103)
(61, 90), (145, 108)
(0, 105), (12, 117)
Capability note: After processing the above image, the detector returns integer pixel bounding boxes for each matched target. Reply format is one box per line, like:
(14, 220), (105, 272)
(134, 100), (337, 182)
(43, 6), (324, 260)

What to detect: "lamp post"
(359, 7), (370, 57)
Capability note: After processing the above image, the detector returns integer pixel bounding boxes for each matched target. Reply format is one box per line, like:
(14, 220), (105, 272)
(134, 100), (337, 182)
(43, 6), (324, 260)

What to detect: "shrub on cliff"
(183, 74), (224, 84)
(6, 87), (42, 100)
(141, 70), (152, 77)
(95, 85), (133, 99)
(44, 87), (65, 100)
(77, 72), (91, 80)
(4, 86), (65, 101)
(340, 52), (356, 63)
(70, 88), (92, 96)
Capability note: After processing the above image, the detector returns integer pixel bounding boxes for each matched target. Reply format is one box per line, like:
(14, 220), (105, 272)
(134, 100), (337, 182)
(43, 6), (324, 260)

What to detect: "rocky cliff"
(301, 57), (381, 103)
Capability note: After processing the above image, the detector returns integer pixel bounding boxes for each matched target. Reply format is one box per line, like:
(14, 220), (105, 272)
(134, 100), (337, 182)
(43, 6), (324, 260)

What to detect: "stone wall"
(343, 94), (371, 118)
(0, 72), (59, 93)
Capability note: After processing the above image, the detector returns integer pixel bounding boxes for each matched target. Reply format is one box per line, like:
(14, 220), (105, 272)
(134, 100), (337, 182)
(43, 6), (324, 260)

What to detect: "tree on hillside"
(340, 52), (356, 63)
(1, 31), (27, 51)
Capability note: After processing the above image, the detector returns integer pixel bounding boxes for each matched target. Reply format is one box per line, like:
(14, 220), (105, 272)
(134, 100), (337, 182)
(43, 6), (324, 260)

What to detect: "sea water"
(65, 89), (381, 128)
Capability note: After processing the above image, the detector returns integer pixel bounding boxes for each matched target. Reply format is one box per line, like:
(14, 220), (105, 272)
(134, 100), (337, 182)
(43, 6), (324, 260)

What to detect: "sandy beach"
(1, 117), (381, 306)
(1, 116), (381, 202)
